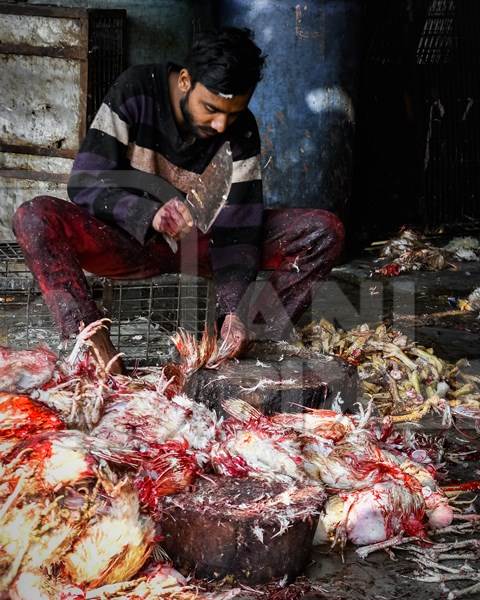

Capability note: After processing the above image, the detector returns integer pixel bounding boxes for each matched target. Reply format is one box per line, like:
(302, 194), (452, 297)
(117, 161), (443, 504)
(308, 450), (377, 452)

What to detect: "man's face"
(179, 72), (251, 139)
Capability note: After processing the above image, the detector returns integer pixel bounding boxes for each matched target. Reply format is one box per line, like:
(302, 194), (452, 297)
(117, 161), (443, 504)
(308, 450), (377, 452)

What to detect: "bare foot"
(88, 327), (125, 375)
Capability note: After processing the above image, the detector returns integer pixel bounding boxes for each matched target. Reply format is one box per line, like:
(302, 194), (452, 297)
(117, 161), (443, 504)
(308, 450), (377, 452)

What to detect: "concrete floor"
(230, 445), (480, 600)
(294, 254), (480, 600)
(3, 249), (480, 598)
(311, 254), (480, 364)
(306, 461), (480, 600)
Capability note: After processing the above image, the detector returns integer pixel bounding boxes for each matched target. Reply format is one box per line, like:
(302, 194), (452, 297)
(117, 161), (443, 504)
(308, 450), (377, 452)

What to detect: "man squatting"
(13, 28), (344, 374)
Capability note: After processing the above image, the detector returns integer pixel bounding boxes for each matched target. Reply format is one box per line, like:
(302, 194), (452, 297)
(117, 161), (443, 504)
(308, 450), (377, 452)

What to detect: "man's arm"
(68, 66), (181, 244)
(210, 111), (264, 325)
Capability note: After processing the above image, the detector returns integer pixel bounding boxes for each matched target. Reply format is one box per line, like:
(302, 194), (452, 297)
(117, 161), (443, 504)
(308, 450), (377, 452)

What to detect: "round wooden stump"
(160, 476), (325, 584)
(185, 354), (357, 417)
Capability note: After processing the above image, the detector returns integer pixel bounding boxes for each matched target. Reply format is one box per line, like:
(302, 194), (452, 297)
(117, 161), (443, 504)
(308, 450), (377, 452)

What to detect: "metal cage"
(0, 243), (213, 365)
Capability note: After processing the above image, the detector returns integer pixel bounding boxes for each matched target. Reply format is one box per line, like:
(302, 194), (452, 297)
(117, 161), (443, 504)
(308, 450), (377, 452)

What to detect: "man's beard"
(180, 90), (217, 139)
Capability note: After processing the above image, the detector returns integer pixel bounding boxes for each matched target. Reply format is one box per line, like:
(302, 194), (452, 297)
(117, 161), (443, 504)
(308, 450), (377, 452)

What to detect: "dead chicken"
(61, 481), (154, 588)
(314, 479), (426, 547)
(93, 390), (219, 458)
(1, 445), (154, 595)
(372, 229), (480, 277)
(31, 319), (120, 431)
(1, 430), (140, 504)
(0, 346), (57, 393)
(211, 400), (309, 484)
(215, 400), (453, 548)
(373, 228), (451, 276)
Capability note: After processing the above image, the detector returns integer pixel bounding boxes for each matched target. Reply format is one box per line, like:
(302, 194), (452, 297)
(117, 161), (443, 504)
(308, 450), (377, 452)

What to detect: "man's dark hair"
(185, 27), (266, 96)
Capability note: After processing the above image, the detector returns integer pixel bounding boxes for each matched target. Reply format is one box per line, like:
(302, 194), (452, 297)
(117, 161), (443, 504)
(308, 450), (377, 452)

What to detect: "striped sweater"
(68, 63), (263, 318)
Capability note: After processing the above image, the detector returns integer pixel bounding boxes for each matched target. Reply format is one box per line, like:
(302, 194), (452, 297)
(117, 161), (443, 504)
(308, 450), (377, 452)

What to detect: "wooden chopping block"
(185, 355), (357, 416)
(160, 476), (325, 584)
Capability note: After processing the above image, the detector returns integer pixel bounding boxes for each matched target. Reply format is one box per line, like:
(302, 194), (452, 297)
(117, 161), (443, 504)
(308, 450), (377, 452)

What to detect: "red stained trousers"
(12, 196), (344, 340)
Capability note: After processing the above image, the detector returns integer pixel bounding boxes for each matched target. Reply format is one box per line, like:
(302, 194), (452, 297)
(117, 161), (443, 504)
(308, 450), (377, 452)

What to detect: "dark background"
(351, 0), (480, 248)
(14, 0), (480, 249)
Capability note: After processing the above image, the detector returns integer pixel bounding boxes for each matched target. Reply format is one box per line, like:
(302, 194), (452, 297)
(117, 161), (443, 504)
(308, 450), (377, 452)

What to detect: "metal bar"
(0, 44), (85, 60)
(0, 169), (69, 183)
(145, 280), (154, 363)
(176, 274), (183, 331)
(0, 5), (88, 19)
(116, 284), (123, 349)
(86, 9), (128, 18)
(205, 280), (215, 335)
(0, 144), (77, 160)
(0, 5), (125, 22)
(78, 14), (89, 145)
(25, 286), (31, 349)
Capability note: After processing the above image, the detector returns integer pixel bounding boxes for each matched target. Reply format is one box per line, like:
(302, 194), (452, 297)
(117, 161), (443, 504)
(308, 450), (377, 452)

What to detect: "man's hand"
(152, 198), (193, 240)
(220, 313), (249, 358)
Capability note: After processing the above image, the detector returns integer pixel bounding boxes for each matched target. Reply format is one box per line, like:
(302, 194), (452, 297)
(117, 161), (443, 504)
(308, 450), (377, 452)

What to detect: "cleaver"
(152, 141), (233, 252)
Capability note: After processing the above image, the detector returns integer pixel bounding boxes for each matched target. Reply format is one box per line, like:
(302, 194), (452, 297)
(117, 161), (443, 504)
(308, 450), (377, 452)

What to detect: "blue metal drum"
(218, 0), (362, 212)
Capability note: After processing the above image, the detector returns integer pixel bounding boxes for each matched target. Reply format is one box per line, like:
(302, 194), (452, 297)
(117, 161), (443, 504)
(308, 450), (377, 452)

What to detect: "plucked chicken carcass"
(312, 444), (451, 546)
(314, 479), (426, 546)
(308, 431), (452, 546)
(302, 417), (453, 545)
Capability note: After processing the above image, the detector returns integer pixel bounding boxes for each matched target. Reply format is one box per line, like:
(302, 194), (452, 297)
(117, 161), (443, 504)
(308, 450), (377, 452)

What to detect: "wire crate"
(0, 243), (213, 366)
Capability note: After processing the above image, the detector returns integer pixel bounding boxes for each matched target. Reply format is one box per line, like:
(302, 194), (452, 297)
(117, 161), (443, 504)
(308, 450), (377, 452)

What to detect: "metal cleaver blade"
(184, 141), (233, 233)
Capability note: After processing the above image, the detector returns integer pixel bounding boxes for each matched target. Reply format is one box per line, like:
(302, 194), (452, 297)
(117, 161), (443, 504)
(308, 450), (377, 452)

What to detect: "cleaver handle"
(163, 234), (178, 254)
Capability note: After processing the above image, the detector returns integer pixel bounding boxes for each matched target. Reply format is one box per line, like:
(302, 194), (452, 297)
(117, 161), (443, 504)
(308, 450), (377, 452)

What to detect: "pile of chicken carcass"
(299, 319), (480, 423)
(372, 228), (480, 277)
(0, 320), (463, 599)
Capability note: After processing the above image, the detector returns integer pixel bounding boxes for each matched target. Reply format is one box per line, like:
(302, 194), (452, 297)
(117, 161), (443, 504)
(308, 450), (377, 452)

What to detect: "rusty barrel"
(218, 0), (362, 214)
